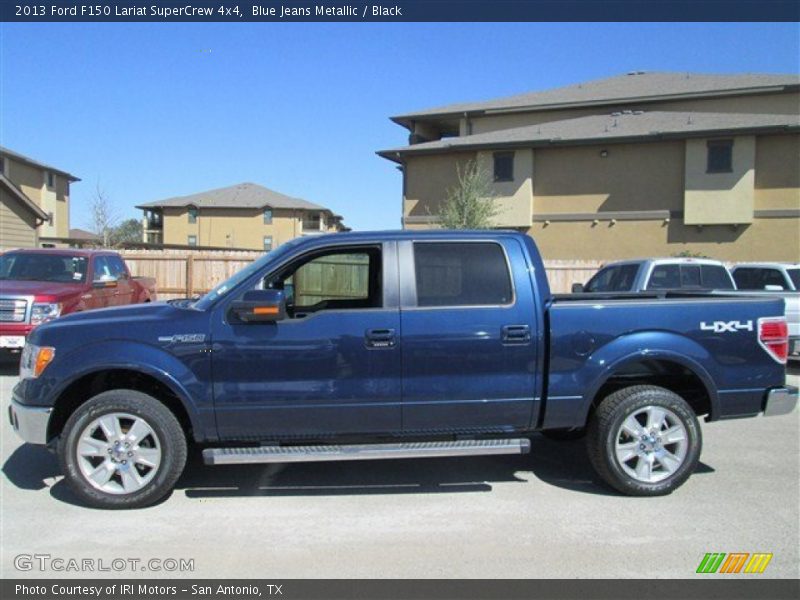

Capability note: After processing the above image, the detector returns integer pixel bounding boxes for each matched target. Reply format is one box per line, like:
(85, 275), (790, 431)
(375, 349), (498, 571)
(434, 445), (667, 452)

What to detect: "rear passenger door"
(399, 239), (538, 433)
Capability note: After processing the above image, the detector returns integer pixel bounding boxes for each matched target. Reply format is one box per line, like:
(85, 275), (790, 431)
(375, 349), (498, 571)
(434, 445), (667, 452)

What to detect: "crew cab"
(0, 248), (156, 354)
(9, 231), (797, 509)
(575, 258), (736, 293)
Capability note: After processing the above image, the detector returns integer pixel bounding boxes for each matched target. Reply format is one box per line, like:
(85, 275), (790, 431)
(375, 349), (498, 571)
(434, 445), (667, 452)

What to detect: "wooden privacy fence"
(119, 249), (262, 300)
(544, 260), (604, 293)
(119, 249), (604, 299)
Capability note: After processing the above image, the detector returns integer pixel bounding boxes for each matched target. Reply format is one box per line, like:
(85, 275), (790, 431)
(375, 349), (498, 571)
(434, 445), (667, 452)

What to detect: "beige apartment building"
(379, 72), (800, 261)
(0, 146), (79, 250)
(137, 182), (347, 250)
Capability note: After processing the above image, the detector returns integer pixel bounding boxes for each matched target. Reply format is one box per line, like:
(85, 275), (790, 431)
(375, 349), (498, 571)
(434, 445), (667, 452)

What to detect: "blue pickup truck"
(9, 231), (797, 509)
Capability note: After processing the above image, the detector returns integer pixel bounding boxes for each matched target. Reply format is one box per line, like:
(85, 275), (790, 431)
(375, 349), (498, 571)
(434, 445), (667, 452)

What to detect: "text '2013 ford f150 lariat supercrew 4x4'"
(9, 231), (798, 508)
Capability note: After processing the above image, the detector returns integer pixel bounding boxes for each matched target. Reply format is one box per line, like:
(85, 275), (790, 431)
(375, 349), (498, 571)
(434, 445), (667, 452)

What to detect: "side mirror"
(230, 289), (286, 323)
(93, 277), (118, 288)
(571, 283), (584, 294)
(764, 284), (784, 291)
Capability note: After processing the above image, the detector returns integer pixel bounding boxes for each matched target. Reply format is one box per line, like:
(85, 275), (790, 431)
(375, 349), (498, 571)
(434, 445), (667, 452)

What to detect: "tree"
(436, 160), (499, 229)
(109, 218), (143, 246)
(88, 183), (118, 247)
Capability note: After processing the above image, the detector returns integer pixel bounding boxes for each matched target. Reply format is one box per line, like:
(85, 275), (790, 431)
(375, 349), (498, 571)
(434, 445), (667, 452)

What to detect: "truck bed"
(543, 291), (786, 429)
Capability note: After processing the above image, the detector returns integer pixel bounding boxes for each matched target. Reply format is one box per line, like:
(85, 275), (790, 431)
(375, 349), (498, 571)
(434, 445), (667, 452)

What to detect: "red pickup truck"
(0, 248), (156, 354)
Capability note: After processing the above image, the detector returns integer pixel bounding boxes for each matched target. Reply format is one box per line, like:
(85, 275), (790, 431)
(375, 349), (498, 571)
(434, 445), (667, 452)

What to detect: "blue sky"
(1, 22), (798, 232)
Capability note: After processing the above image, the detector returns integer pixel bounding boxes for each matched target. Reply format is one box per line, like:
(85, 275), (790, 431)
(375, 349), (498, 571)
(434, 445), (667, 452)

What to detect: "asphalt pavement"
(1, 362), (798, 579)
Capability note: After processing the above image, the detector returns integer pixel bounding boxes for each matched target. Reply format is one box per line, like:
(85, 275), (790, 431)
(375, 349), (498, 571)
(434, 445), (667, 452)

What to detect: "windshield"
(585, 263), (640, 293)
(193, 239), (305, 310)
(787, 269), (800, 290)
(0, 253), (88, 283)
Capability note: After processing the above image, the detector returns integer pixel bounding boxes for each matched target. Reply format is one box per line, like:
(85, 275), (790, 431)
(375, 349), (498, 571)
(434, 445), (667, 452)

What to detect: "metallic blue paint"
(12, 231), (788, 445)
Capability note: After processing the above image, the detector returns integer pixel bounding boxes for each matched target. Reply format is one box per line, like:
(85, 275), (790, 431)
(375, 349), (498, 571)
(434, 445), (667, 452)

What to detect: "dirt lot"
(1, 363), (798, 579)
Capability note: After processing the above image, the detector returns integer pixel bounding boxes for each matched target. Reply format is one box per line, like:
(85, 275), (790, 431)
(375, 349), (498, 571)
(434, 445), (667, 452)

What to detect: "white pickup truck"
(575, 258), (799, 360)
(731, 263), (800, 360)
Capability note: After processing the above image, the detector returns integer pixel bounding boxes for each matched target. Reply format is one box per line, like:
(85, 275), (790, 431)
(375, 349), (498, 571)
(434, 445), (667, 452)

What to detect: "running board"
(203, 438), (530, 465)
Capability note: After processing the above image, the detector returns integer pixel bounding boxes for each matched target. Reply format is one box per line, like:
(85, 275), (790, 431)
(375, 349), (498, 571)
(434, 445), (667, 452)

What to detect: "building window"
(263, 208), (273, 224)
(188, 206), (198, 224)
(0, 156), (5, 175)
(48, 212), (54, 226)
(303, 213), (321, 231)
(707, 140), (733, 173)
(187, 235), (197, 246)
(263, 236), (273, 251)
(46, 171), (55, 188)
(493, 152), (514, 182)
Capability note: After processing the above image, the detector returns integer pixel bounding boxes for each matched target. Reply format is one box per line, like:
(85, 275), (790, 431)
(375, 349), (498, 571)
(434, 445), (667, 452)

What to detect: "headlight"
(20, 343), (56, 379)
(30, 303), (62, 325)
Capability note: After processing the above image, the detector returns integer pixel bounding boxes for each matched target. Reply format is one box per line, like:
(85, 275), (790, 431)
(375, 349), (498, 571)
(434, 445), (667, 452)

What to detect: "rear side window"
(787, 269), (799, 290)
(414, 242), (512, 307)
(700, 265), (733, 290)
(585, 264), (639, 293)
(733, 267), (790, 290)
(647, 265), (680, 290)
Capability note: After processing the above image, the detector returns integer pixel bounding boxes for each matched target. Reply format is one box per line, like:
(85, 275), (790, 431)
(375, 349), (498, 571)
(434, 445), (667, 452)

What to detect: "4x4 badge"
(700, 320), (754, 333)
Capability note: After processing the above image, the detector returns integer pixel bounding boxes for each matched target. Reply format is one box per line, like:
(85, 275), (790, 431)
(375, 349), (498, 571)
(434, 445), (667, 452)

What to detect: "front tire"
(58, 390), (187, 509)
(587, 385), (701, 496)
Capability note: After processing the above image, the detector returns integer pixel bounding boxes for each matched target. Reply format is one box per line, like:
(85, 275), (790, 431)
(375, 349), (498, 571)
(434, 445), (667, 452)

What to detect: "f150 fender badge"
(158, 334), (206, 344)
(700, 320), (754, 333)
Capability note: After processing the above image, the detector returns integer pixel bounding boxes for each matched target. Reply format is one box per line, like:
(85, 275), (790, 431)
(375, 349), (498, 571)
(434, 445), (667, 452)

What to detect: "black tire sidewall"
(58, 390), (187, 509)
(596, 388), (702, 496)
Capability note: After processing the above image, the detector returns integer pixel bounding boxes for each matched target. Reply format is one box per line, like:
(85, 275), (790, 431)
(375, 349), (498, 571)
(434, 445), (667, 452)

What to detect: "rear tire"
(587, 385), (701, 496)
(58, 390), (187, 509)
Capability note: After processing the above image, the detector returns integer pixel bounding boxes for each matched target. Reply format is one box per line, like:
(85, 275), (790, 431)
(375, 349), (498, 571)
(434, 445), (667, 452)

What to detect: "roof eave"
(391, 83), (800, 125)
(0, 174), (49, 221)
(379, 124), (800, 159)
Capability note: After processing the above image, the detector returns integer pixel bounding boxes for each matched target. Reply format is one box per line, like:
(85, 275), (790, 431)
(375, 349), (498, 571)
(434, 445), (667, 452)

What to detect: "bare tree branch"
(87, 182), (118, 247)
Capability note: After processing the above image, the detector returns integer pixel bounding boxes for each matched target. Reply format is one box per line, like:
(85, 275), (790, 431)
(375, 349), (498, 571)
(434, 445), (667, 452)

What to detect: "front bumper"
(764, 386), (798, 417)
(8, 398), (51, 445)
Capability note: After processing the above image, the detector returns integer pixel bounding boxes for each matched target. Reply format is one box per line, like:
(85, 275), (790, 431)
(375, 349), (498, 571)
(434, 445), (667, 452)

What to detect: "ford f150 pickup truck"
(0, 248), (156, 355)
(9, 231), (797, 509)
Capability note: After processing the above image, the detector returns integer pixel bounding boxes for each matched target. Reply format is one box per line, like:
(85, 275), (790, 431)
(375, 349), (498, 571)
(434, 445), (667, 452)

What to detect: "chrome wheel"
(614, 405), (688, 483)
(76, 412), (162, 495)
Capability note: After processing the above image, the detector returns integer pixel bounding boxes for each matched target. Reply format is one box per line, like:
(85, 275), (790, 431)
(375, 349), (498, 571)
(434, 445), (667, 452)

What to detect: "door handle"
(502, 324), (531, 344)
(365, 328), (396, 349)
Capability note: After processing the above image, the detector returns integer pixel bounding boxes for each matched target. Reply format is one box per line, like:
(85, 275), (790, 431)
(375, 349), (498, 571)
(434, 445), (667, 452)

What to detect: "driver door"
(210, 242), (402, 441)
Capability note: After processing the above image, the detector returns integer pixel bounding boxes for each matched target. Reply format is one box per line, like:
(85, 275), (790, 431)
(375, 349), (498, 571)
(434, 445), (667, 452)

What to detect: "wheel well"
(47, 369), (193, 442)
(589, 359), (712, 421)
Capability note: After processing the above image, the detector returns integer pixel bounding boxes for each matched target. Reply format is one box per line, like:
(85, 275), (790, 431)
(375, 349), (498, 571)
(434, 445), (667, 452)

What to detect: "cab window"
(585, 264), (640, 293)
(264, 245), (381, 318)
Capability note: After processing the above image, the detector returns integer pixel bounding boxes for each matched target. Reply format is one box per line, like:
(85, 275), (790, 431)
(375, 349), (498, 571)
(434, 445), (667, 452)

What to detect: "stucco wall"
(404, 150), (534, 227)
(754, 133), (800, 211)
(528, 216), (799, 262)
(403, 152), (477, 220)
(684, 136), (755, 225)
(532, 141), (685, 215)
(160, 207), (322, 249)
